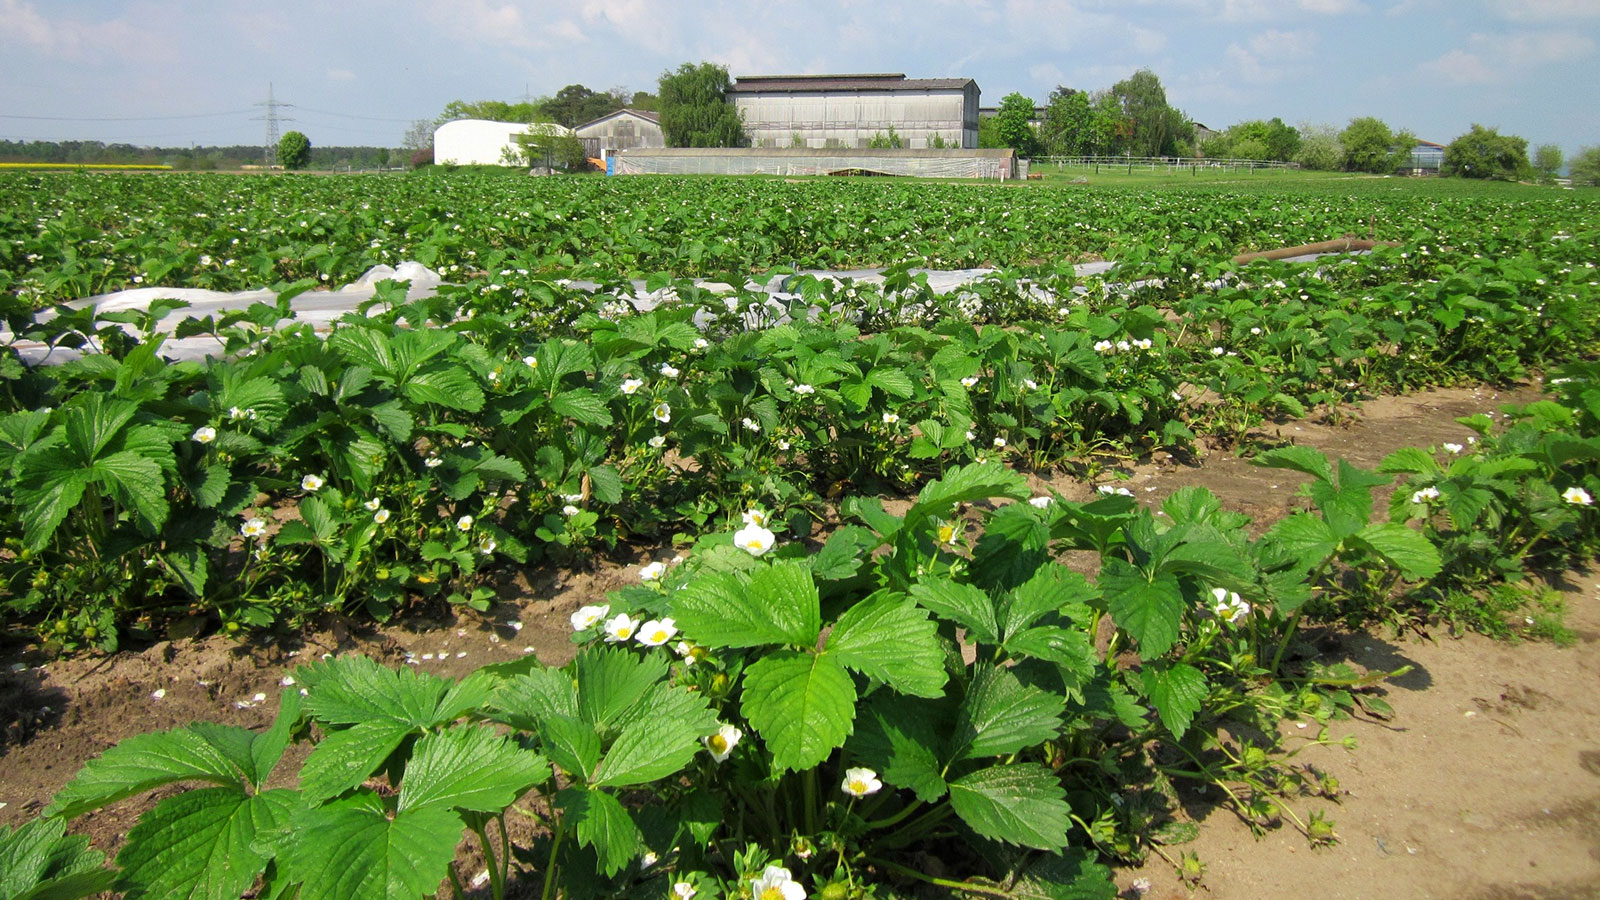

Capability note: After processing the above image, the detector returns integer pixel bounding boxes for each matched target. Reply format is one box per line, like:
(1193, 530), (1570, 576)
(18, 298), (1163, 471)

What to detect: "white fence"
(1035, 156), (1298, 173)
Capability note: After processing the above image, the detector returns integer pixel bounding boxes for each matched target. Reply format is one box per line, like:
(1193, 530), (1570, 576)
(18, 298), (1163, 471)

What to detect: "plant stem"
(540, 819), (566, 900)
(861, 799), (924, 830)
(1269, 609), (1302, 675)
(865, 857), (1014, 899)
(804, 767), (820, 837)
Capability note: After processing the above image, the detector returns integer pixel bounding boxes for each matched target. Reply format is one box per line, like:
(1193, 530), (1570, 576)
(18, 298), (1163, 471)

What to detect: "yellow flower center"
(617, 626), (633, 639)
(707, 734), (728, 753)
(938, 524), (955, 543)
(650, 629), (667, 642)
(849, 779), (869, 794)
(761, 889), (785, 900)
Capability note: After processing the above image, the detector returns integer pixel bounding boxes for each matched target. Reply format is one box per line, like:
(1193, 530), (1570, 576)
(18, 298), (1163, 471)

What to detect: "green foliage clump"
(1339, 117), (1413, 174)
(992, 92), (1041, 157)
(658, 62), (745, 148)
(1442, 124), (1531, 181)
(1201, 118), (1300, 161)
(277, 131), (311, 171)
(1571, 145), (1600, 187)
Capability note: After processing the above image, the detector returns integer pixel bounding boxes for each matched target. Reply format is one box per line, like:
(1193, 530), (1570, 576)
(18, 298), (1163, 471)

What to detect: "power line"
(293, 106), (417, 123)
(0, 110), (253, 122)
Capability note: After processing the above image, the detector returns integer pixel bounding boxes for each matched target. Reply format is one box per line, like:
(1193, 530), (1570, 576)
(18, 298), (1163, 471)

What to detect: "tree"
(1339, 117), (1412, 174)
(1108, 69), (1190, 157)
(993, 93), (1040, 156)
(658, 62), (745, 147)
(1441, 124), (1530, 180)
(401, 119), (433, 152)
(1569, 146), (1600, 186)
(631, 91), (659, 111)
(1533, 144), (1563, 180)
(1089, 91), (1130, 156)
(435, 100), (544, 125)
(277, 131), (310, 170)
(1040, 87), (1093, 157)
(542, 84), (623, 128)
(1294, 122), (1342, 170)
(1200, 119), (1299, 161)
(508, 125), (588, 172)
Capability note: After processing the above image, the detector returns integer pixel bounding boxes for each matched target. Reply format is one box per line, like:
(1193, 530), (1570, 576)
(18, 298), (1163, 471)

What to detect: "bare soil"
(1, 384), (1596, 899)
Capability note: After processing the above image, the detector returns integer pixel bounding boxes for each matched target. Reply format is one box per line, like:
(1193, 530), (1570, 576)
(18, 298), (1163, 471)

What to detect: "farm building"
(728, 74), (980, 150)
(433, 119), (573, 166)
(573, 109), (664, 157)
(610, 147), (1016, 179)
(1405, 139), (1446, 175)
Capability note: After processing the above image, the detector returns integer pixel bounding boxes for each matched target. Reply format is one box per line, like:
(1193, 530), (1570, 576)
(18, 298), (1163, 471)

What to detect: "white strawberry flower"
(300, 474), (324, 492)
(742, 417), (762, 433)
(704, 723), (742, 763)
(1210, 587), (1252, 624)
(456, 515), (473, 531)
(1094, 340), (1114, 354)
(562, 504), (582, 516)
(1563, 486), (1593, 506)
(841, 767), (884, 797)
(602, 613), (640, 643)
(992, 436), (1007, 448)
(793, 383), (816, 394)
(648, 434), (667, 449)
(639, 561), (667, 581)
(425, 455), (443, 468)
(1029, 496), (1052, 509)
(621, 378), (644, 395)
(570, 604), (609, 631)
(635, 617), (678, 647)
(659, 363), (680, 378)
(734, 523), (776, 556)
(693, 337), (709, 350)
(961, 376), (979, 387)
(742, 507), (770, 528)
(373, 509), (391, 524)
(1442, 442), (1464, 454)
(522, 355), (538, 368)
(240, 518), (267, 537)
(749, 865), (804, 900)
(478, 537), (496, 555)
(882, 412), (900, 425)
(653, 402), (671, 423)
(1211, 346), (1226, 356)
(672, 882), (697, 900)
(192, 426), (216, 444)
(364, 497), (383, 511)
(1411, 486), (1441, 504)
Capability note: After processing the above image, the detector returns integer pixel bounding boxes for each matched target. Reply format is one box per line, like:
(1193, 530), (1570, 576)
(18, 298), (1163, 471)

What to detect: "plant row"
(1, 233), (1597, 649)
(7, 367), (1600, 900)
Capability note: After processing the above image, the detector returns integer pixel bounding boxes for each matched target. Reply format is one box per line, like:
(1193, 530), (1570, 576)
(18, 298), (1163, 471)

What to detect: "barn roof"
(730, 74), (975, 93)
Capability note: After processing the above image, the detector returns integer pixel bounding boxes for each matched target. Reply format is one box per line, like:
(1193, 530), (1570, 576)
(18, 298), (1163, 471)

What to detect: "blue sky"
(2, 0), (1596, 155)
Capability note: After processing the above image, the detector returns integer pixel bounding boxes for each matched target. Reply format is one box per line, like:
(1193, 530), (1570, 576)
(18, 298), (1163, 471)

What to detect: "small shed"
(573, 109), (664, 157)
(433, 119), (573, 166)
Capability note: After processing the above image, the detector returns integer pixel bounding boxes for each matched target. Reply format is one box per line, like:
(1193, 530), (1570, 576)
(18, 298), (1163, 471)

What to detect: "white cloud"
(1131, 25), (1168, 53)
(417, 0), (545, 50)
(1030, 62), (1067, 84)
(1493, 31), (1595, 65)
(1418, 48), (1498, 84)
(1248, 28), (1318, 59)
(1219, 0), (1365, 18)
(327, 68), (357, 82)
(1488, 0), (1600, 21)
(1419, 29), (1595, 85)
(0, 0), (168, 60)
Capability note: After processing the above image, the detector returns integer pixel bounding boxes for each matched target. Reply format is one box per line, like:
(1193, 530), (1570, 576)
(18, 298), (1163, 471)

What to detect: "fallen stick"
(1233, 237), (1402, 265)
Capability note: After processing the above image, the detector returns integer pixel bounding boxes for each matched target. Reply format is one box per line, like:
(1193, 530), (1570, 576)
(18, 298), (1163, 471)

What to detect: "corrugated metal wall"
(733, 90), (977, 149)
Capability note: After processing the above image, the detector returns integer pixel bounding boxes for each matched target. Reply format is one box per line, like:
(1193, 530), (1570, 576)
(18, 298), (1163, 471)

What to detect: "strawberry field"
(1, 171), (1598, 900)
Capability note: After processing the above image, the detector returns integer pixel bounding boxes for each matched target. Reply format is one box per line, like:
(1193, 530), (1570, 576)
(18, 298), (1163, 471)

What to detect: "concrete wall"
(612, 148), (1015, 179)
(732, 85), (979, 150)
